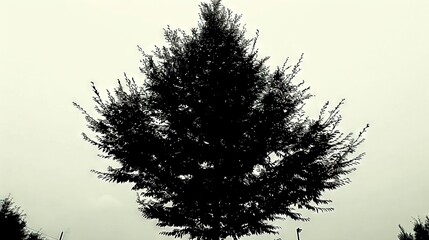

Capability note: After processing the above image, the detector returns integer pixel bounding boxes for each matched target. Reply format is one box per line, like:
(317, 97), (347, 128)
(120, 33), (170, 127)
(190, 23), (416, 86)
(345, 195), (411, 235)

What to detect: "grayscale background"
(1, 0), (428, 239)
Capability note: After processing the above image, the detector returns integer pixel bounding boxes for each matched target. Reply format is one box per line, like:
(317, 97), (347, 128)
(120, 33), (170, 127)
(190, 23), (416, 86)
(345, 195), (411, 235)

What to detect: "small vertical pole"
(296, 228), (302, 240)
(59, 231), (64, 240)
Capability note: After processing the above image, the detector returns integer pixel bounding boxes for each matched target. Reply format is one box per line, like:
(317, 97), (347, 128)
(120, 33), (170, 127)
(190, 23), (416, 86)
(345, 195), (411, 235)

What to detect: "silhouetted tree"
(0, 196), (27, 240)
(74, 1), (368, 239)
(0, 196), (45, 240)
(398, 217), (429, 240)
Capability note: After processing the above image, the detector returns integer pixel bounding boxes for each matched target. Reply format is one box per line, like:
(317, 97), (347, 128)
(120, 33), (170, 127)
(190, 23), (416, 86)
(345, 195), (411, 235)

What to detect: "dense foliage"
(75, 1), (367, 239)
(398, 216), (429, 240)
(0, 196), (45, 240)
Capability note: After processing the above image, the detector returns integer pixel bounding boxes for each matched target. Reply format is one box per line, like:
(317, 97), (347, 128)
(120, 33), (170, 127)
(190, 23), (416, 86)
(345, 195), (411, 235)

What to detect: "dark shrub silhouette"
(398, 216), (429, 240)
(0, 196), (45, 240)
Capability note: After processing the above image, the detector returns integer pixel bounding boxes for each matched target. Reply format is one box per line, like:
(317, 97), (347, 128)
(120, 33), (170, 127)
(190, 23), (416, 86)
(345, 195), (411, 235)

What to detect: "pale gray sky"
(1, 1), (428, 240)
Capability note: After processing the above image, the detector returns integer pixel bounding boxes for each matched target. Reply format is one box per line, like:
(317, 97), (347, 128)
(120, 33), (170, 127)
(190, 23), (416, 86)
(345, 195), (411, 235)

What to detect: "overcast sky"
(1, 0), (429, 240)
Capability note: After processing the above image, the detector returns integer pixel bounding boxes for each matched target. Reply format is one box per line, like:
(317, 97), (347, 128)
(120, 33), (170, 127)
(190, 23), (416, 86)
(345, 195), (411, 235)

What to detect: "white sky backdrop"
(1, 0), (429, 240)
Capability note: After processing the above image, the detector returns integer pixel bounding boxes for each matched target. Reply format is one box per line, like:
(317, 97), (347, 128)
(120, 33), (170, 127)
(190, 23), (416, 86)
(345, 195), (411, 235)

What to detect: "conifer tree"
(75, 1), (367, 239)
(0, 196), (27, 240)
(398, 217), (429, 240)
(0, 196), (45, 240)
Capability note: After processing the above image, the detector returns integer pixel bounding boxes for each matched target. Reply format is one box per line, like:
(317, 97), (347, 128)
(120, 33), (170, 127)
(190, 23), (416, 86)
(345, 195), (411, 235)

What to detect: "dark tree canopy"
(398, 217), (429, 240)
(0, 196), (45, 240)
(74, 1), (367, 239)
